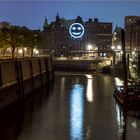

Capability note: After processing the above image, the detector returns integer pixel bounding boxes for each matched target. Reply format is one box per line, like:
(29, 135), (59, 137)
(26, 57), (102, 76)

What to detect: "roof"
(61, 19), (76, 29)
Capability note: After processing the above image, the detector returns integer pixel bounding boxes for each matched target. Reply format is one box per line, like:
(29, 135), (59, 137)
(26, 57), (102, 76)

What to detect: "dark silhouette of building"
(42, 14), (112, 57)
(84, 18), (112, 57)
(112, 26), (123, 63)
(112, 26), (122, 48)
(125, 16), (140, 54)
(130, 20), (140, 54)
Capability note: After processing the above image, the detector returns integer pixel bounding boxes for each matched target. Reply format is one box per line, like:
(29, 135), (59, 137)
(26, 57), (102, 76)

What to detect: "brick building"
(125, 16), (140, 53)
(130, 20), (140, 54)
(112, 26), (123, 63)
(42, 14), (112, 57)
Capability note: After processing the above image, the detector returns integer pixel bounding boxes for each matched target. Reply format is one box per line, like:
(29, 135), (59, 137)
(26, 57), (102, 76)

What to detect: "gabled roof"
(61, 19), (76, 29)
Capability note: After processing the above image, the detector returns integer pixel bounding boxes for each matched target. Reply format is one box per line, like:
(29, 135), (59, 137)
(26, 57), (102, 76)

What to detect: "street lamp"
(33, 48), (39, 56)
(117, 45), (121, 50)
(132, 51), (135, 55)
(24, 47), (27, 51)
(86, 44), (93, 57)
(120, 51), (123, 54)
(111, 46), (115, 50)
(18, 49), (23, 54)
(87, 44), (93, 50)
(35, 50), (39, 54)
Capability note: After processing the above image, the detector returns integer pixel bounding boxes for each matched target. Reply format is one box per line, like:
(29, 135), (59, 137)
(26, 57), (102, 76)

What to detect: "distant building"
(84, 18), (112, 57)
(112, 26), (123, 63)
(112, 26), (122, 49)
(130, 20), (140, 55)
(125, 16), (140, 53)
(42, 14), (112, 57)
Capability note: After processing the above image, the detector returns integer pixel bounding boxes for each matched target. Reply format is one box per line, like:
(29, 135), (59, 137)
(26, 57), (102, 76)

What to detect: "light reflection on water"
(70, 84), (84, 140)
(115, 103), (126, 138)
(116, 104), (124, 127)
(85, 74), (94, 102)
(60, 77), (65, 94)
(115, 101), (140, 140)
(2, 73), (140, 140)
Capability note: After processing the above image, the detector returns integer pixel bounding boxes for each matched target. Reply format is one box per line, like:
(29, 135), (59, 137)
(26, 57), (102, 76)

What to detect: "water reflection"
(85, 75), (94, 102)
(70, 84), (84, 140)
(60, 77), (65, 94)
(114, 75), (140, 140)
(115, 103), (127, 140)
(116, 104), (124, 127)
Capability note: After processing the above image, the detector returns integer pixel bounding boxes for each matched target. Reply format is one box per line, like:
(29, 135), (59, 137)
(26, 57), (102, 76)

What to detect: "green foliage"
(0, 22), (11, 57)
(0, 22), (41, 58)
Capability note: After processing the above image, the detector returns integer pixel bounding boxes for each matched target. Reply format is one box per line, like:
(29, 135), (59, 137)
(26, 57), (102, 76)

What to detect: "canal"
(0, 72), (140, 140)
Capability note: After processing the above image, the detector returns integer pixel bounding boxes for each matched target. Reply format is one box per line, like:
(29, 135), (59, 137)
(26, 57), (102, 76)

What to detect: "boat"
(114, 84), (140, 107)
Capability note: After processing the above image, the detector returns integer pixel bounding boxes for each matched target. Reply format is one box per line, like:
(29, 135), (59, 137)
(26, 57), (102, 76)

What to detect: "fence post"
(29, 59), (35, 92)
(39, 59), (43, 86)
(0, 63), (2, 87)
(18, 60), (24, 100)
(50, 57), (54, 82)
(45, 58), (49, 82)
(15, 60), (24, 102)
(0, 63), (3, 110)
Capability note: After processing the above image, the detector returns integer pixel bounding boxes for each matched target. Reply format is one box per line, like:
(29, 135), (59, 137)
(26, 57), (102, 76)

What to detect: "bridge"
(54, 56), (111, 71)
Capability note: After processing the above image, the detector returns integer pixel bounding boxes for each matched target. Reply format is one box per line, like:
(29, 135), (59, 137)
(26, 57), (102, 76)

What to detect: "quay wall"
(54, 60), (100, 71)
(0, 57), (54, 111)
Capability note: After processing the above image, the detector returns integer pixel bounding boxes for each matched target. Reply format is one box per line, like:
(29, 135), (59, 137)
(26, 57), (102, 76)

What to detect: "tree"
(18, 26), (32, 58)
(0, 22), (42, 58)
(8, 25), (23, 58)
(0, 22), (11, 57)
(21, 29), (41, 57)
(31, 30), (41, 57)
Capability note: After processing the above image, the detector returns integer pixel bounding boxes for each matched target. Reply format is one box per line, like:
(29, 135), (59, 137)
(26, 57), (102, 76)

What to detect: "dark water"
(0, 72), (140, 140)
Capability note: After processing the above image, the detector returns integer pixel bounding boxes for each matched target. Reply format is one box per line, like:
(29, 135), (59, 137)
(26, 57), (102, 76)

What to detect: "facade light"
(18, 49), (23, 54)
(87, 44), (93, 50)
(111, 46), (115, 50)
(117, 45), (121, 50)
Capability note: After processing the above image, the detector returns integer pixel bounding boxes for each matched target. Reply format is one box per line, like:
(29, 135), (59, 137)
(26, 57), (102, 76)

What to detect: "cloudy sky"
(0, 1), (140, 30)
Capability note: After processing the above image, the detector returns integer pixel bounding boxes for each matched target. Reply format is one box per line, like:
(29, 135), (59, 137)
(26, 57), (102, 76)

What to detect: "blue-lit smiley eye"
(78, 27), (82, 30)
(72, 27), (76, 30)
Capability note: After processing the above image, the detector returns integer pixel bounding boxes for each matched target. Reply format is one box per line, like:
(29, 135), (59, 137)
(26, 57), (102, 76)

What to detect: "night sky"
(0, 1), (140, 30)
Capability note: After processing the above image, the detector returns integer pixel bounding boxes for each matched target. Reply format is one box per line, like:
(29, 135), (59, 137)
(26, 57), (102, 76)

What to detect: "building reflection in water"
(70, 84), (84, 140)
(60, 77), (65, 94)
(114, 76), (140, 140)
(85, 74), (94, 102)
(115, 103), (127, 140)
(116, 104), (124, 127)
(59, 77), (66, 108)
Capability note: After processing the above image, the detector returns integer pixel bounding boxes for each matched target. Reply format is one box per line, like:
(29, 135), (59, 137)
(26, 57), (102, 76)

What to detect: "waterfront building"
(42, 14), (112, 57)
(125, 16), (140, 54)
(112, 26), (123, 63)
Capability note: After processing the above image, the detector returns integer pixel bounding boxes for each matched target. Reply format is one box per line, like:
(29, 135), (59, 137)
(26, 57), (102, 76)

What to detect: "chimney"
(94, 18), (98, 22)
(88, 18), (93, 23)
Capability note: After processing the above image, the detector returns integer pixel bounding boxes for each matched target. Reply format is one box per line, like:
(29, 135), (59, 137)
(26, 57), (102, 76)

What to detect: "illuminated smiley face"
(69, 23), (85, 39)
